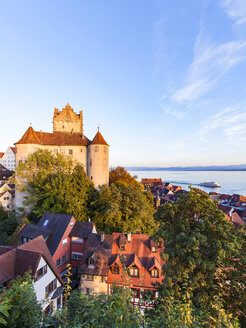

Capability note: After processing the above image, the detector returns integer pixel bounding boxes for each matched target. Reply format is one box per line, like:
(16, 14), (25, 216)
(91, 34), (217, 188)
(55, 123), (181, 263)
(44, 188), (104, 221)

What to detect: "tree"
(89, 181), (157, 234)
(154, 187), (246, 325)
(0, 206), (18, 245)
(109, 166), (138, 186)
(1, 273), (42, 328)
(13, 150), (94, 220)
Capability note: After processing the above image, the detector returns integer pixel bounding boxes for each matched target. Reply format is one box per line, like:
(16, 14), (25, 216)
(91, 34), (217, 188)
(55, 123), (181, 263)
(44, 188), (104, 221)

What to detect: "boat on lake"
(198, 181), (221, 188)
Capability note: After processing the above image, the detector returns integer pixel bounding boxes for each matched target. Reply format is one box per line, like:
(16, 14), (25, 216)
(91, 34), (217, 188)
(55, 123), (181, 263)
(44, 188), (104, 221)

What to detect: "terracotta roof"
(225, 212), (246, 227)
(91, 131), (108, 146)
(107, 233), (165, 289)
(16, 127), (91, 146)
(218, 204), (233, 215)
(10, 147), (16, 154)
(0, 152), (4, 159)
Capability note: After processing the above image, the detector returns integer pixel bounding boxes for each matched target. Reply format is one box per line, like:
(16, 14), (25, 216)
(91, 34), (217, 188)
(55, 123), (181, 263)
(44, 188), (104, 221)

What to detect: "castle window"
(150, 268), (159, 278)
(90, 159), (92, 166)
(94, 146), (99, 152)
(104, 146), (107, 152)
(69, 149), (73, 155)
(62, 125), (65, 129)
(91, 176), (93, 180)
(81, 148), (83, 152)
(129, 265), (139, 278)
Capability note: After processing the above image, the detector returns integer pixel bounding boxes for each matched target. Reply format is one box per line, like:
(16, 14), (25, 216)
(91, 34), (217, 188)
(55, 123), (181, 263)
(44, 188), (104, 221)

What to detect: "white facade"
(34, 256), (62, 311)
(0, 147), (15, 171)
(0, 190), (14, 210)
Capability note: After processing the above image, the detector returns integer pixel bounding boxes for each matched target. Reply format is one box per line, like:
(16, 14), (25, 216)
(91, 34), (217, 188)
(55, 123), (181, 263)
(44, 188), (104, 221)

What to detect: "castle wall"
(87, 144), (109, 187)
(53, 121), (82, 134)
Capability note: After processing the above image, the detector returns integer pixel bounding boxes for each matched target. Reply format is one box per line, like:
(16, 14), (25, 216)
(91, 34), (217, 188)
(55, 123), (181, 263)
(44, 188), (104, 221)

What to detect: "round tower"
(87, 129), (109, 187)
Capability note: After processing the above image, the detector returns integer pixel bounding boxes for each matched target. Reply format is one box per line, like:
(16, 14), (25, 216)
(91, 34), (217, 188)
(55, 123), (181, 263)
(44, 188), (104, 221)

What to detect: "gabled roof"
(91, 131), (108, 146)
(69, 221), (96, 239)
(16, 128), (91, 146)
(79, 233), (113, 276)
(20, 212), (74, 256)
(147, 256), (162, 271)
(19, 235), (63, 284)
(126, 253), (142, 269)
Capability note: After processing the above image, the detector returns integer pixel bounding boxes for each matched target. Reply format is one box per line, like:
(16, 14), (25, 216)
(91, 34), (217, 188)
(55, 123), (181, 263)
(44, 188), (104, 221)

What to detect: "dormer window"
(150, 268), (159, 278)
(43, 219), (49, 227)
(88, 258), (95, 268)
(111, 264), (119, 275)
(120, 245), (125, 251)
(151, 247), (156, 253)
(129, 265), (139, 278)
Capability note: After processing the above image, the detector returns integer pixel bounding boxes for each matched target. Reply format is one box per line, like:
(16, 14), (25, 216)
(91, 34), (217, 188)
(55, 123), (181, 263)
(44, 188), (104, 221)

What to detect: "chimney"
(101, 232), (105, 242)
(136, 229), (140, 235)
(127, 233), (131, 242)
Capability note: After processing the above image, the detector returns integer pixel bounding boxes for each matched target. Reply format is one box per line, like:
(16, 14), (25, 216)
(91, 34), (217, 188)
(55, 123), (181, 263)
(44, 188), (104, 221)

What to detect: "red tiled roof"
(15, 127), (91, 146)
(225, 212), (246, 227)
(0, 152), (4, 158)
(19, 235), (63, 284)
(91, 131), (108, 146)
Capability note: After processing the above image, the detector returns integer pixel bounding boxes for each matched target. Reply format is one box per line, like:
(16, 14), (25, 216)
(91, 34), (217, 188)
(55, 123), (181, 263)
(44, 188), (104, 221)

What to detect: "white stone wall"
(33, 256), (62, 310)
(87, 144), (109, 187)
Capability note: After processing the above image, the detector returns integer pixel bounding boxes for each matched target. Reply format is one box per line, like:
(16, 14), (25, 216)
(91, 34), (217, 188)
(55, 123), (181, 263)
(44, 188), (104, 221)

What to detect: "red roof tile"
(0, 152), (4, 158)
(91, 131), (108, 146)
(16, 127), (91, 146)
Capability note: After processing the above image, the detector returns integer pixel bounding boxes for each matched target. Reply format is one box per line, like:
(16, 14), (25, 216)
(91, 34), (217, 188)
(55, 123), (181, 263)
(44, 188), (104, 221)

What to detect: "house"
(69, 220), (97, 278)
(0, 164), (13, 183)
(20, 212), (96, 278)
(15, 104), (109, 209)
(0, 236), (63, 313)
(79, 233), (113, 295)
(0, 189), (15, 210)
(78, 232), (165, 308)
(20, 212), (77, 277)
(218, 204), (245, 228)
(141, 178), (162, 190)
(218, 194), (232, 205)
(0, 147), (16, 171)
(230, 194), (246, 208)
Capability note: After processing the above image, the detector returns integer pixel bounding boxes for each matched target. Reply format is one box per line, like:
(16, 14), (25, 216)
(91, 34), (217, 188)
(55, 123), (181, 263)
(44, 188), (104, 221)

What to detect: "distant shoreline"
(127, 166), (246, 172)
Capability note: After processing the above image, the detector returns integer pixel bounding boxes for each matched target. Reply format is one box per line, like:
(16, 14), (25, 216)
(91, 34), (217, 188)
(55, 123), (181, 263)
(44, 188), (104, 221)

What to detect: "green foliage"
(0, 206), (18, 245)
(13, 150), (94, 220)
(0, 302), (10, 326)
(109, 166), (139, 186)
(154, 187), (246, 325)
(1, 273), (42, 328)
(89, 181), (157, 234)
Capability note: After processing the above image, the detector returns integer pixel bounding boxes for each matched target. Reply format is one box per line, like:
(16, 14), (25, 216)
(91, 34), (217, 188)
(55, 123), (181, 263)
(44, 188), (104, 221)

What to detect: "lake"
(129, 170), (246, 196)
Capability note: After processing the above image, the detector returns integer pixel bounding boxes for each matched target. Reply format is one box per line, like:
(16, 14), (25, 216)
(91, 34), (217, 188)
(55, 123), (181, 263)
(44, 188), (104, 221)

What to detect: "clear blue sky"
(1, 0), (246, 167)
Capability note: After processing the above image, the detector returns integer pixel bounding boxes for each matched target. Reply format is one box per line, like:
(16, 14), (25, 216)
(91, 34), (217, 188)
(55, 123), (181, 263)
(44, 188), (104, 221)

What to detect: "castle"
(15, 104), (109, 208)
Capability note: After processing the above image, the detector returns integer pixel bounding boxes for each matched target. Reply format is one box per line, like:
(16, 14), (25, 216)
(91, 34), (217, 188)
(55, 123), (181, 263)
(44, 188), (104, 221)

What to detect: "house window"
(62, 254), (68, 264)
(91, 176), (93, 180)
(62, 238), (67, 246)
(88, 258), (95, 267)
(131, 288), (140, 298)
(22, 237), (28, 244)
(81, 148), (83, 152)
(56, 258), (61, 267)
(151, 247), (156, 253)
(71, 236), (83, 244)
(57, 295), (62, 308)
(120, 245), (125, 251)
(69, 149), (73, 155)
(34, 264), (47, 282)
(90, 159), (92, 166)
(43, 219), (49, 227)
(111, 264), (119, 275)
(45, 279), (57, 296)
(72, 252), (83, 260)
(94, 146), (99, 152)
(104, 146), (107, 152)
(151, 268), (159, 278)
(129, 265), (139, 278)
(86, 275), (94, 281)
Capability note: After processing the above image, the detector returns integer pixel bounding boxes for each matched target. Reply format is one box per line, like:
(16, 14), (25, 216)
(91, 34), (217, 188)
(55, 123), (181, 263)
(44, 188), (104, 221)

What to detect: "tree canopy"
(109, 166), (138, 186)
(89, 181), (157, 234)
(154, 187), (246, 326)
(13, 150), (94, 220)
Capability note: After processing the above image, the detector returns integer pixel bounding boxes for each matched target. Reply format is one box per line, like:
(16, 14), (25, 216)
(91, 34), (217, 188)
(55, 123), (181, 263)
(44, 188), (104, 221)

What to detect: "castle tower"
(53, 103), (83, 134)
(87, 129), (109, 187)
